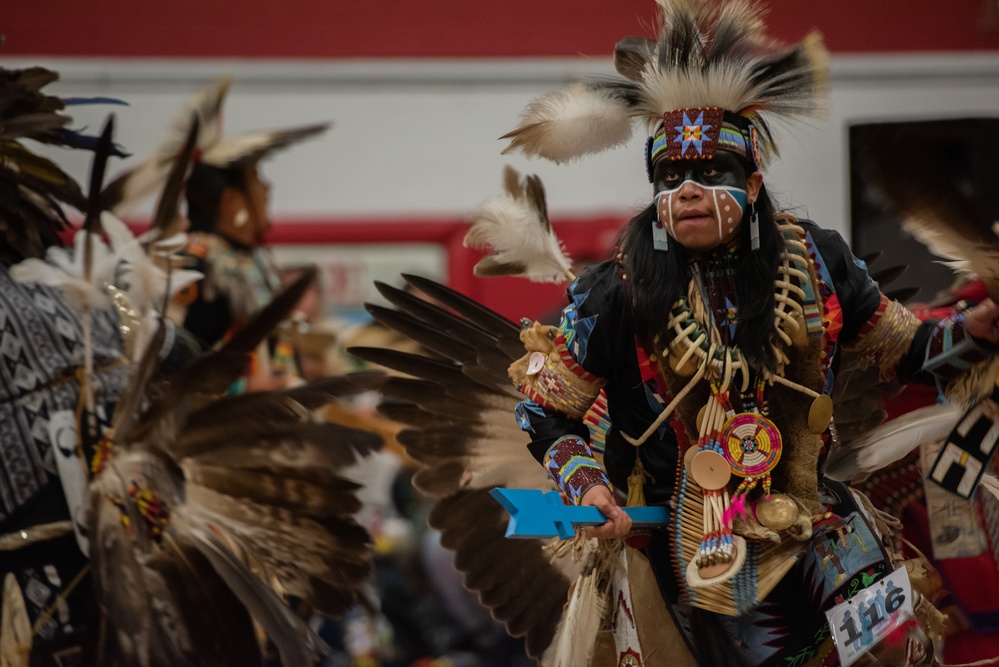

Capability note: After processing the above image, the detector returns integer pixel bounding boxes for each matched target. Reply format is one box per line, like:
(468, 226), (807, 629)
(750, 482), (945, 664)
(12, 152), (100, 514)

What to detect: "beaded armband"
(543, 435), (610, 505)
(847, 296), (920, 378)
(510, 324), (605, 420)
(923, 312), (995, 383)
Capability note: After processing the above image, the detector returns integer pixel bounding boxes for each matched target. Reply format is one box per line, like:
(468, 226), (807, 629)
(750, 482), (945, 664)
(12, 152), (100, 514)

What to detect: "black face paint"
(653, 152), (749, 195)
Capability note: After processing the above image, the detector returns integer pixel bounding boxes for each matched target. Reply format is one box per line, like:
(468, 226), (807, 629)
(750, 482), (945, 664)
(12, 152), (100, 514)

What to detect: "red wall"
(5, 0), (999, 58)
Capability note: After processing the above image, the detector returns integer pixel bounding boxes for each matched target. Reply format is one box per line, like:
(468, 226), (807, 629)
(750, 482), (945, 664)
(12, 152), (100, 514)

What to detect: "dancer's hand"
(966, 298), (999, 344)
(581, 485), (632, 539)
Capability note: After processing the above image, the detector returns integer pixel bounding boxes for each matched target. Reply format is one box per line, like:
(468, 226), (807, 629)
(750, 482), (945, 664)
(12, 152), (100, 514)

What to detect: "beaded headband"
(648, 108), (759, 165)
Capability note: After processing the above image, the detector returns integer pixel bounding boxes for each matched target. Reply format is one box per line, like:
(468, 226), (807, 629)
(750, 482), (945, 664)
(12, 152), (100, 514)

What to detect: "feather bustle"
(88, 271), (380, 665)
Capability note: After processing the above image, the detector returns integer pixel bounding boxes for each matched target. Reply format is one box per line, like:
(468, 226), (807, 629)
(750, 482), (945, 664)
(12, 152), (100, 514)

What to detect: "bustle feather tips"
(501, 0), (829, 167)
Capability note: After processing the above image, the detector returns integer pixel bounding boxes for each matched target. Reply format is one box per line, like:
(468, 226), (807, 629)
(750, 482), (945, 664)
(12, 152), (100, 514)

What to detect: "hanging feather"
(464, 166), (574, 283)
(500, 83), (636, 164)
(823, 402), (963, 482)
(148, 112), (201, 242)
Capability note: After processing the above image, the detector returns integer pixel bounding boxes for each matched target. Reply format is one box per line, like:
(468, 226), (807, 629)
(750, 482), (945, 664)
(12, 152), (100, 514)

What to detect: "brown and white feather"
(88, 271), (382, 666)
(465, 166), (574, 283)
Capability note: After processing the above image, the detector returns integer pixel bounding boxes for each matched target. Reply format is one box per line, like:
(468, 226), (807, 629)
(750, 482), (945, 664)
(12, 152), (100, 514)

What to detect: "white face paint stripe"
(711, 188), (722, 239)
(667, 190), (677, 237)
(654, 180), (748, 239)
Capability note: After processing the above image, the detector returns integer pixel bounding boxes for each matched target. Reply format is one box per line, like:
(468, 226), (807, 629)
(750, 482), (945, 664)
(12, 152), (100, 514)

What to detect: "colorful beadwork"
(518, 334), (605, 420)
(731, 542), (759, 615)
(543, 436), (610, 505)
(721, 412), (783, 479)
(90, 430), (115, 475)
(650, 107), (751, 165)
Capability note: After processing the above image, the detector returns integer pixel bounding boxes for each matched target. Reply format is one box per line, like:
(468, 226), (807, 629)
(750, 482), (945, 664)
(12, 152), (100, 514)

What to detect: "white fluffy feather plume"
(11, 227), (118, 308)
(464, 166), (574, 283)
(500, 83), (635, 164)
(823, 402), (963, 482)
(101, 212), (202, 313)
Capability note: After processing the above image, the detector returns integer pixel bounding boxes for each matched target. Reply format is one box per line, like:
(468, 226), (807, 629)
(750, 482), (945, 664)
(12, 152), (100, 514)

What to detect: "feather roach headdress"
(102, 79), (329, 215)
(501, 0), (828, 174)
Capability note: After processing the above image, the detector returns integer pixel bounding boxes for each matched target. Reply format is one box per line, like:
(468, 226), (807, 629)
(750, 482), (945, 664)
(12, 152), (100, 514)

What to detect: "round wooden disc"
(754, 493), (798, 532)
(807, 394), (833, 434)
(689, 450), (731, 490)
(683, 445), (699, 475)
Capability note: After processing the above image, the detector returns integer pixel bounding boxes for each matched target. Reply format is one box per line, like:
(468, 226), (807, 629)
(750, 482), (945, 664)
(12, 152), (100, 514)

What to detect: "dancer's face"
(242, 166), (272, 239)
(652, 153), (763, 250)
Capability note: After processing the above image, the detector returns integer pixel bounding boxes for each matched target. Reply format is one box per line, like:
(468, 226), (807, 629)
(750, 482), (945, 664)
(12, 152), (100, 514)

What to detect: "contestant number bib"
(824, 567), (913, 667)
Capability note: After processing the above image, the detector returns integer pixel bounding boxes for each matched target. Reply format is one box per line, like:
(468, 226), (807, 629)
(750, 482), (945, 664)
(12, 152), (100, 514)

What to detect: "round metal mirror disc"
(807, 394), (833, 434)
(754, 493), (798, 532)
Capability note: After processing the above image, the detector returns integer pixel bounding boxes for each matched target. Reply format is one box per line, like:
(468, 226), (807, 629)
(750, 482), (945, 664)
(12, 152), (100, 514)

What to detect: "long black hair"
(620, 182), (784, 373)
(185, 162), (249, 235)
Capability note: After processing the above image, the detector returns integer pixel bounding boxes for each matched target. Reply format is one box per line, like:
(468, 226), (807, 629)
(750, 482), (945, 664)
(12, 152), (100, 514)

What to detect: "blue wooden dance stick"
(489, 488), (671, 540)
